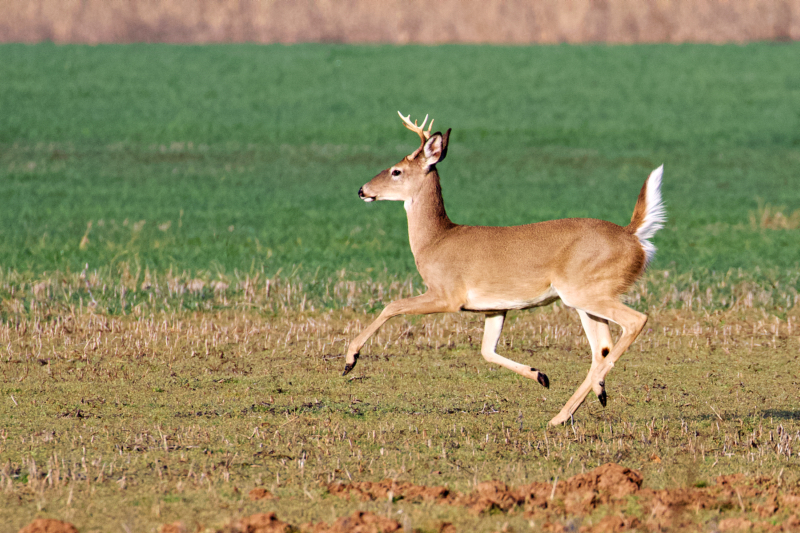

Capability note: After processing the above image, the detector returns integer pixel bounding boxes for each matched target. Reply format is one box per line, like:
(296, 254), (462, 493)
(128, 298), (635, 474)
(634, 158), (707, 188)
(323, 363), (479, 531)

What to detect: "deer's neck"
(404, 171), (454, 257)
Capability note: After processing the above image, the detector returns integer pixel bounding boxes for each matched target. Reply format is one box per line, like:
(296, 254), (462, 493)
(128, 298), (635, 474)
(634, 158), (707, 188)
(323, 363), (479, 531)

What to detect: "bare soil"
(17, 519), (79, 533)
(326, 463), (800, 532)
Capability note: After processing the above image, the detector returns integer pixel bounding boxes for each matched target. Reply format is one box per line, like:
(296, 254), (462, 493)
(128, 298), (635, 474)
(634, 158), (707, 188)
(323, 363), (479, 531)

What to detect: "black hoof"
(534, 369), (549, 389)
(598, 381), (607, 407)
(342, 353), (359, 376)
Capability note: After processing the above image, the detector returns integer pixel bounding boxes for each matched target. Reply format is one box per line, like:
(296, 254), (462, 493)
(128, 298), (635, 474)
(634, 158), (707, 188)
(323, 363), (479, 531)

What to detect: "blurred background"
(2, 0), (799, 44)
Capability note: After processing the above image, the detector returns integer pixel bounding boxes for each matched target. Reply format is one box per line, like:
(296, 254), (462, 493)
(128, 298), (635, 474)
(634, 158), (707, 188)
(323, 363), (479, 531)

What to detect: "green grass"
(1, 43), (799, 286)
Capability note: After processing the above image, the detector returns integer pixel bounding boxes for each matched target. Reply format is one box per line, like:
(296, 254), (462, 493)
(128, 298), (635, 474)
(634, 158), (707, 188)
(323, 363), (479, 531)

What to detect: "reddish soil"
(158, 523), (187, 533)
(17, 520), (79, 533)
(326, 463), (800, 531)
(248, 487), (278, 501)
(218, 512), (295, 533)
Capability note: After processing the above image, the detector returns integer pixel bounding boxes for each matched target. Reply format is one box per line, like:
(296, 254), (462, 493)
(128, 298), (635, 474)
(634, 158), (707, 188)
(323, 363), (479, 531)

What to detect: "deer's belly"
(461, 285), (559, 312)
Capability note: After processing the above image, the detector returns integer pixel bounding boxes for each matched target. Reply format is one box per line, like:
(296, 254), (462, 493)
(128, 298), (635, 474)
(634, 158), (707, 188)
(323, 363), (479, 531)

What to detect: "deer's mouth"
(358, 186), (376, 202)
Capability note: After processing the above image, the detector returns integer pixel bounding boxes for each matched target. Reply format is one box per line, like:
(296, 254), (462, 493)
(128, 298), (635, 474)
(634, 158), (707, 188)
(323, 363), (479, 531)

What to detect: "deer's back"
(416, 218), (646, 309)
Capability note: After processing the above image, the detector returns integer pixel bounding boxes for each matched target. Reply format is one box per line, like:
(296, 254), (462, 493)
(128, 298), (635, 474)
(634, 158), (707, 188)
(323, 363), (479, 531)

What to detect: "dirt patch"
(17, 520), (79, 533)
(218, 512), (295, 533)
(158, 523), (187, 533)
(327, 479), (451, 504)
(327, 462), (642, 515)
(249, 487), (278, 501)
(327, 463), (800, 531)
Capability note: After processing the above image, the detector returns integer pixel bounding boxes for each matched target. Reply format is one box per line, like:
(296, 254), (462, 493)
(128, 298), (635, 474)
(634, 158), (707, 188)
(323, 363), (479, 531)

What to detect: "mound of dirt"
(327, 462), (642, 515)
(459, 480), (520, 514)
(325, 462), (800, 531)
(514, 462), (643, 516)
(18, 520), (79, 533)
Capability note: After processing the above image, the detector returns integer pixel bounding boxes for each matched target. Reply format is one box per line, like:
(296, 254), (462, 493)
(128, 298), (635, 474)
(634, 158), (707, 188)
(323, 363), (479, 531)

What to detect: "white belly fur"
(462, 285), (560, 312)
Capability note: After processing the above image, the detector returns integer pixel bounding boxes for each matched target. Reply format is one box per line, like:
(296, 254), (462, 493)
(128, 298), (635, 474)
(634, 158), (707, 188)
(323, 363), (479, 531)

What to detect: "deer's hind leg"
(577, 310), (614, 405)
(480, 312), (549, 388)
(549, 298), (647, 426)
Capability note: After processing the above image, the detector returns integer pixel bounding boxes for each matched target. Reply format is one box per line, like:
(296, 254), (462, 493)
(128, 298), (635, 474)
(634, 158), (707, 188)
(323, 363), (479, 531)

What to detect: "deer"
(343, 112), (665, 425)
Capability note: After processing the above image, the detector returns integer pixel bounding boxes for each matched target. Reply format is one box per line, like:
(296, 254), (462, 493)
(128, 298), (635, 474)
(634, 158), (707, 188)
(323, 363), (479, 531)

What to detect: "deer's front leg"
(480, 312), (549, 388)
(343, 292), (455, 375)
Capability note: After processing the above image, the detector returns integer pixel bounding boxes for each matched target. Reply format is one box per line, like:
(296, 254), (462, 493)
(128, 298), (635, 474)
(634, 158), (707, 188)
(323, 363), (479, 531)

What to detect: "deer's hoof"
(598, 382), (607, 407)
(342, 353), (359, 376)
(535, 370), (549, 389)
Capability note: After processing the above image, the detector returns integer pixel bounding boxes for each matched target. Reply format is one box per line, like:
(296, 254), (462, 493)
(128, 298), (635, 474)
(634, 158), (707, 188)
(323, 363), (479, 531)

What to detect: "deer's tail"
(627, 165), (666, 265)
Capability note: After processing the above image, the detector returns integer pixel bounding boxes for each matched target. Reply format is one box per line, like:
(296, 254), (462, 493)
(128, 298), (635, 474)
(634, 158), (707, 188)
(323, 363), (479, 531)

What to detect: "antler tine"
(397, 111), (433, 142)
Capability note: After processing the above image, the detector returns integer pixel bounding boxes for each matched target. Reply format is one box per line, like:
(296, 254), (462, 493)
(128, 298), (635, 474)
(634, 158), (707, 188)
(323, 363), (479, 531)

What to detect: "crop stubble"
(1, 271), (799, 531)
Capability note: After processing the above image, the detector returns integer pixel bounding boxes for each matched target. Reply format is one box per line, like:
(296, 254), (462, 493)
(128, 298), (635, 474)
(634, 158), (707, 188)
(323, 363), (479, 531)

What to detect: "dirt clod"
(219, 512), (295, 533)
(18, 519), (79, 533)
(249, 487), (278, 501)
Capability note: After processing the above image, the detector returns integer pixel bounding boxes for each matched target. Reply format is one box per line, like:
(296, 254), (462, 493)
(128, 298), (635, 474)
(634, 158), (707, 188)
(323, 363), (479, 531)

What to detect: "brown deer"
(344, 112), (665, 425)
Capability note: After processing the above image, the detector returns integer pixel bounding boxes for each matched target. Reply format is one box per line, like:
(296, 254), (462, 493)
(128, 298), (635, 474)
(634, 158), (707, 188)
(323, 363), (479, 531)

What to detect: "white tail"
(345, 113), (666, 425)
(631, 165), (666, 264)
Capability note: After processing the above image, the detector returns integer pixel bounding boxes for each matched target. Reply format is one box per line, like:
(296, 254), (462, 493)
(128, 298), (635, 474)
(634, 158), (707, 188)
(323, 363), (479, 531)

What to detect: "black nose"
(358, 186), (365, 198)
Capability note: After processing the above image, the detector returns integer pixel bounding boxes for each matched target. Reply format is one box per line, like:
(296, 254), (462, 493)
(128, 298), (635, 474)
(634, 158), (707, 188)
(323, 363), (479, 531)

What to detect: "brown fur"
(348, 118), (660, 425)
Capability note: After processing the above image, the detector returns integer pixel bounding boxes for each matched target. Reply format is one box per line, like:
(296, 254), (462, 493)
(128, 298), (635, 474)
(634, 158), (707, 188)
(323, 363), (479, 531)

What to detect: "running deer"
(344, 112), (665, 425)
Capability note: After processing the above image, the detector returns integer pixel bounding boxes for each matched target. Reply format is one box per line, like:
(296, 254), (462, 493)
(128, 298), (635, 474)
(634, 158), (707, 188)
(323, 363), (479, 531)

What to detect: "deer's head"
(359, 112), (451, 203)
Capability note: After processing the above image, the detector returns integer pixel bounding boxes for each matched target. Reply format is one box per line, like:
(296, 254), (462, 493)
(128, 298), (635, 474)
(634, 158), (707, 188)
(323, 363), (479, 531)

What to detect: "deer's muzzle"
(358, 186), (375, 202)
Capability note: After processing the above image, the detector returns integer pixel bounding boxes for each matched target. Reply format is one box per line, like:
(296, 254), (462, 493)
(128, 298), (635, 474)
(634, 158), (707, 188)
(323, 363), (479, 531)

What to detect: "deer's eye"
(391, 169), (401, 177)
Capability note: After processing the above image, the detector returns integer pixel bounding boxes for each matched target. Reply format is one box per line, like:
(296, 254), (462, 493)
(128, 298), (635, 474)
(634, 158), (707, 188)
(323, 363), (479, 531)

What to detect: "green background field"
(1, 43), (799, 285)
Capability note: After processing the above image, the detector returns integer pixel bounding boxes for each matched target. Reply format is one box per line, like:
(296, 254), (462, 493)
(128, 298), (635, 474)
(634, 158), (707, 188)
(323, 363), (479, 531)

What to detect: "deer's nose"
(358, 185), (376, 202)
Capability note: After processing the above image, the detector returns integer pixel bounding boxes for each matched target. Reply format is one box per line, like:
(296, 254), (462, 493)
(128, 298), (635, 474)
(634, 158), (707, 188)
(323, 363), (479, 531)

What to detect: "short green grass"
(1, 43), (799, 284)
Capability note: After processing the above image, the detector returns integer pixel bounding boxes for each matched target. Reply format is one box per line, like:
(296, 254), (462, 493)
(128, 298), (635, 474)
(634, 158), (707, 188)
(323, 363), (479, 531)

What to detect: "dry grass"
(1, 268), (799, 531)
(2, 0), (800, 44)
(750, 200), (800, 231)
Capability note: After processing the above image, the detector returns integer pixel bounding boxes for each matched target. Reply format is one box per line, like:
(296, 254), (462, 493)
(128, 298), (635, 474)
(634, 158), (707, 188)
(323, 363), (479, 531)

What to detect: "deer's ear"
(423, 129), (450, 168)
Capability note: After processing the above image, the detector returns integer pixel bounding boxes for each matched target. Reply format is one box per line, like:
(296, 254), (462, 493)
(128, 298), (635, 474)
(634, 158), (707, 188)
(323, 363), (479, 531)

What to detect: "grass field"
(0, 43), (799, 532)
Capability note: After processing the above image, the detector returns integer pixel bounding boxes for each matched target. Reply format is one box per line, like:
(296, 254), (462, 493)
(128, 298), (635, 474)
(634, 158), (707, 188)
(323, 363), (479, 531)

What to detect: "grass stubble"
(0, 269), (798, 532)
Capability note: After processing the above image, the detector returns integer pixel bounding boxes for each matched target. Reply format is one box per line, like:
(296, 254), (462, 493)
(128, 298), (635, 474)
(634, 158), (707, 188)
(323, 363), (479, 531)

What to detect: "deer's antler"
(398, 111), (434, 143)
